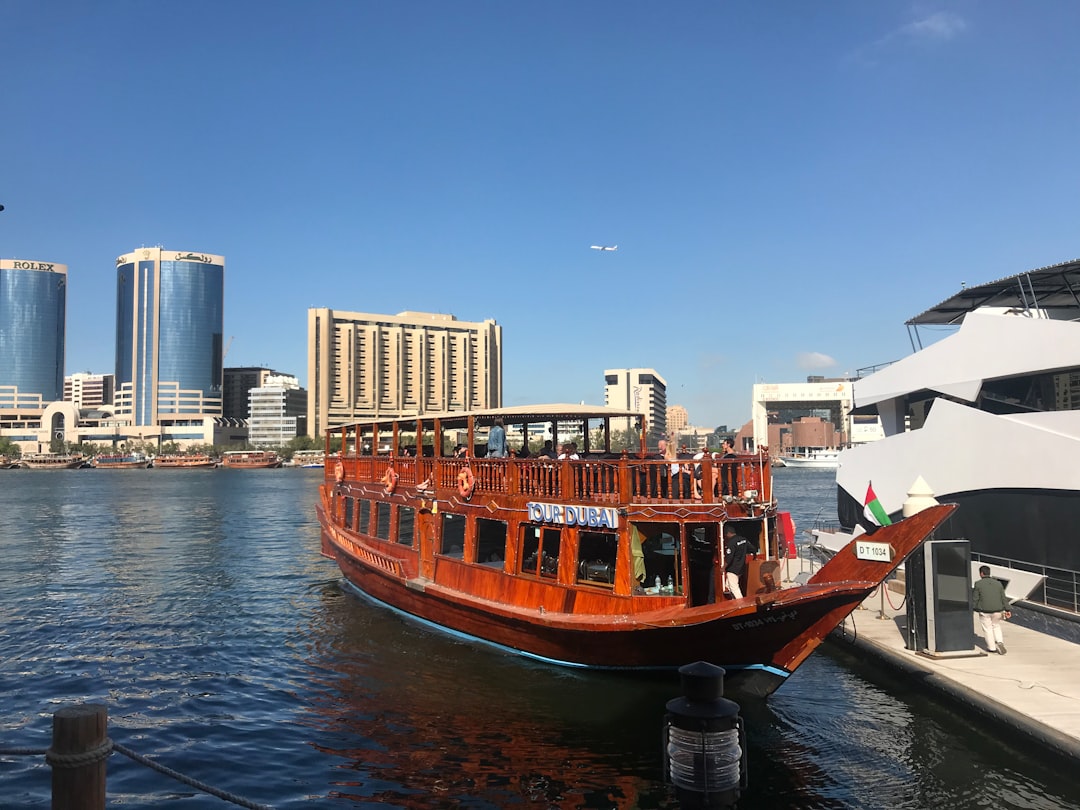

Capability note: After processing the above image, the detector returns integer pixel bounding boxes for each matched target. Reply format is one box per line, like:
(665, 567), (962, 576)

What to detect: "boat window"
(475, 518), (507, 567)
(344, 497), (354, 530)
(439, 513), (466, 558)
(375, 502), (391, 540)
(577, 530), (618, 587)
(520, 525), (561, 579)
(397, 505), (415, 547)
(357, 499), (371, 534)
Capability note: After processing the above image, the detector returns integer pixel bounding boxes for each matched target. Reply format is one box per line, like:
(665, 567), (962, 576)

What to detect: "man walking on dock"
(972, 566), (1012, 655)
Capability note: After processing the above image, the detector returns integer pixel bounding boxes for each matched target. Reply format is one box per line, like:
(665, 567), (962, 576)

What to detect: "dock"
(828, 588), (1080, 762)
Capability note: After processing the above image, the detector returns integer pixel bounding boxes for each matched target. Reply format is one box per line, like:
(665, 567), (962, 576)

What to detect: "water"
(1, 468), (1075, 809)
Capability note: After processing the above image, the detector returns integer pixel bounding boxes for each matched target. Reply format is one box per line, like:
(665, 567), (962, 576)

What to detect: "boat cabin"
(323, 405), (779, 609)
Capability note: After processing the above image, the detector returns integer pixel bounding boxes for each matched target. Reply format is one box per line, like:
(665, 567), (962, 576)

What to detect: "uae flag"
(862, 483), (892, 534)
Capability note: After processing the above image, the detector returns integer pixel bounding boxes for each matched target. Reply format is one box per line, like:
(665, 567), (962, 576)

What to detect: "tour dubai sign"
(527, 501), (619, 529)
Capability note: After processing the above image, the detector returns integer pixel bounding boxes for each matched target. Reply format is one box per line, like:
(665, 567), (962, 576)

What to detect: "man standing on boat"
(487, 418), (508, 458)
(723, 524), (752, 599)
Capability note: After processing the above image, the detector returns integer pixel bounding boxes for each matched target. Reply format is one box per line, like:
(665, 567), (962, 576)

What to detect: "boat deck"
(831, 589), (1080, 762)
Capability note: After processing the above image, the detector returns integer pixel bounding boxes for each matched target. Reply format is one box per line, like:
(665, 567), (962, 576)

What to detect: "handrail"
(331, 454), (773, 507)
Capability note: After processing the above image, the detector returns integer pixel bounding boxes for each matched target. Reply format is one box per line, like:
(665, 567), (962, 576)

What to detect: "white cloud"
(899, 11), (967, 42)
(797, 351), (837, 370)
(849, 11), (968, 64)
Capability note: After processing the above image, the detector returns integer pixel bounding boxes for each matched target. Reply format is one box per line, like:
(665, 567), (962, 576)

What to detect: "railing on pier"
(331, 453), (773, 506)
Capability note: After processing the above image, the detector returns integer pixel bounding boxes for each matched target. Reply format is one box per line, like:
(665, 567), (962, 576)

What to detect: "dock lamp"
(663, 661), (746, 809)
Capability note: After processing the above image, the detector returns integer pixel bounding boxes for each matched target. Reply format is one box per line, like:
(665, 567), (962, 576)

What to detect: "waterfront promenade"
(830, 589), (1080, 762)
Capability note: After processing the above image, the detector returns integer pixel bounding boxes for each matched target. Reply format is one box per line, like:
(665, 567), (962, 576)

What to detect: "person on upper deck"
(487, 418), (508, 458)
(538, 440), (557, 459)
(719, 438), (738, 495)
(557, 442), (580, 460)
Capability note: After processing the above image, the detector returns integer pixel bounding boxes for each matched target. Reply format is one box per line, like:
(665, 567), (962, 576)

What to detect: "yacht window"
(344, 497), (354, 530)
(475, 518), (507, 567)
(577, 530), (618, 587)
(397, 505), (415, 547)
(375, 502), (391, 540)
(521, 525), (561, 579)
(439, 513), (466, 558)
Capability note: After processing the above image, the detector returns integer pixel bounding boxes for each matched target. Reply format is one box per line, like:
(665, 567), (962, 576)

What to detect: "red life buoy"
(334, 460), (344, 483)
(381, 467), (399, 495)
(457, 467), (476, 500)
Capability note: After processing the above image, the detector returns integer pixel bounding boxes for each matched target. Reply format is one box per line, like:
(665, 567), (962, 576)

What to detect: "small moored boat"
(316, 404), (953, 697)
(153, 453), (218, 469)
(91, 453), (152, 469)
(220, 450), (283, 469)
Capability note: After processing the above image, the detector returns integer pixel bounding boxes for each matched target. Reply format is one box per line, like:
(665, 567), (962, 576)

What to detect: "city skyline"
(6, 3), (1080, 426)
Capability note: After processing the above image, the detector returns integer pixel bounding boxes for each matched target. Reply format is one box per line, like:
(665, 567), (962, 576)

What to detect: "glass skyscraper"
(114, 248), (224, 427)
(0, 258), (67, 407)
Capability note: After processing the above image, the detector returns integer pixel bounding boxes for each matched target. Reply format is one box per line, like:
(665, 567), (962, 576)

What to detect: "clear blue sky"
(4, 2), (1079, 429)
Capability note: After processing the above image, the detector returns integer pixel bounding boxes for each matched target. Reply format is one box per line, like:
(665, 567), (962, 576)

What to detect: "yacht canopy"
(907, 258), (1080, 326)
(855, 310), (1080, 408)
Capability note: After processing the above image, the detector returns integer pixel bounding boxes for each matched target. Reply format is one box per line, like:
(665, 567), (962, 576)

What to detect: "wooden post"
(49, 703), (109, 810)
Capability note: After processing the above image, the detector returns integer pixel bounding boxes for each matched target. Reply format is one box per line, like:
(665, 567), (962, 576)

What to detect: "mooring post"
(48, 703), (109, 810)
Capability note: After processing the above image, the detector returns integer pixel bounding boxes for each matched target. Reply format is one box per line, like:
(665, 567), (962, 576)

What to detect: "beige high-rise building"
(666, 404), (688, 433)
(307, 309), (502, 438)
(604, 367), (667, 447)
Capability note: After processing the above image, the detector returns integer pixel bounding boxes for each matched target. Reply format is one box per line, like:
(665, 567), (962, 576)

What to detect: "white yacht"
(826, 259), (1080, 616)
(778, 449), (839, 469)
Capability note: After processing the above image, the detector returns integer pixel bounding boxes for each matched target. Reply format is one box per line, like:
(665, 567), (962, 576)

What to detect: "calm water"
(0, 467), (1075, 809)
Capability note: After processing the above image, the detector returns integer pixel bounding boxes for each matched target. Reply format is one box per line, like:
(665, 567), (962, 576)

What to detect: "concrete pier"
(828, 589), (1080, 762)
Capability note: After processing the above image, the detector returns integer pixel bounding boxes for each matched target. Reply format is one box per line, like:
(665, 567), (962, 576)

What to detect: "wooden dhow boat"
(220, 450), (283, 469)
(316, 404), (954, 697)
(19, 453), (87, 470)
(153, 453), (218, 469)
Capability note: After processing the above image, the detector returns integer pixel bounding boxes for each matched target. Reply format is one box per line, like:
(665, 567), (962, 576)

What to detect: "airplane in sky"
(590, 245), (618, 251)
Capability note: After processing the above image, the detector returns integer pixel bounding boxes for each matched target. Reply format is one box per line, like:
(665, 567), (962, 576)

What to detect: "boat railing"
(335, 453), (772, 506)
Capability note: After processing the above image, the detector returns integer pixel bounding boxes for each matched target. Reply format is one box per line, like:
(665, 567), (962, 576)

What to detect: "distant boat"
(153, 453), (218, 469)
(220, 450), (283, 469)
(20, 453), (87, 470)
(779, 450), (839, 469)
(91, 453), (151, 469)
(291, 450), (325, 468)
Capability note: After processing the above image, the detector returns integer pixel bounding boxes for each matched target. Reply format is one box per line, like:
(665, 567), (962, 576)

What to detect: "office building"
(248, 375), (308, 447)
(307, 308), (502, 438)
(65, 373), (114, 408)
(0, 258), (67, 409)
(113, 247), (225, 427)
(603, 368), (667, 446)
(224, 367), (284, 420)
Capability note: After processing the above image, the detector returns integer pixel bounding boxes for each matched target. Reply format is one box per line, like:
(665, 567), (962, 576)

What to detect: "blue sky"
(4, 2), (1079, 429)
